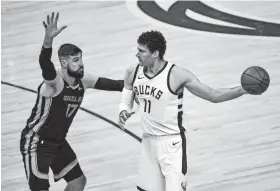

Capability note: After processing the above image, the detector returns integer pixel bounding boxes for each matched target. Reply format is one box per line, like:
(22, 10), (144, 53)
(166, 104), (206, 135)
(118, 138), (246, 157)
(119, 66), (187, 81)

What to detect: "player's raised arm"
(40, 12), (66, 82)
(173, 66), (248, 103)
(39, 12), (67, 96)
(118, 65), (137, 129)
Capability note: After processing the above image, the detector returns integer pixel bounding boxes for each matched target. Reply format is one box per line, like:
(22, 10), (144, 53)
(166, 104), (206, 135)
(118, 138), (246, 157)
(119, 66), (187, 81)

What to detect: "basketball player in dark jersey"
(20, 12), (124, 191)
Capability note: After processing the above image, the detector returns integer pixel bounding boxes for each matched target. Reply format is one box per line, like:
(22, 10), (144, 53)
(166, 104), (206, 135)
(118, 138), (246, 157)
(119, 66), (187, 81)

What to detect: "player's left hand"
(43, 12), (67, 38)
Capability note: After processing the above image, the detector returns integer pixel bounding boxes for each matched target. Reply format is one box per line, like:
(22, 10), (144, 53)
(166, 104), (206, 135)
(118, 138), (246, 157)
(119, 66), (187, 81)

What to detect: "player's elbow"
(210, 97), (219, 103)
(208, 95), (218, 103)
(209, 90), (220, 103)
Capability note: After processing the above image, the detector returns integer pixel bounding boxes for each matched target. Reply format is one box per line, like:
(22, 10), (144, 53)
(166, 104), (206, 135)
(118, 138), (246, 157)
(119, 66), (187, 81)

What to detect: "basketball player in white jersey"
(118, 31), (250, 191)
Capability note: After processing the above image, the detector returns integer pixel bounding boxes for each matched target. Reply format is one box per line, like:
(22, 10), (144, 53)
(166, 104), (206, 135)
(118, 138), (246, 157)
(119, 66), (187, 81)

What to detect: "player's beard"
(67, 67), (84, 79)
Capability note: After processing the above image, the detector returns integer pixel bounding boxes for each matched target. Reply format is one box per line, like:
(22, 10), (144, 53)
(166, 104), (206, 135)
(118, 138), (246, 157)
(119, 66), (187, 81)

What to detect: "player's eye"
(73, 58), (79, 62)
(137, 48), (144, 53)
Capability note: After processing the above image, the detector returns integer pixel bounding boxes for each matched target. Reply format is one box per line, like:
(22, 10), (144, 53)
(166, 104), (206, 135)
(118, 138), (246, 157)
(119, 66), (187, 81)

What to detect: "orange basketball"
(241, 66), (270, 95)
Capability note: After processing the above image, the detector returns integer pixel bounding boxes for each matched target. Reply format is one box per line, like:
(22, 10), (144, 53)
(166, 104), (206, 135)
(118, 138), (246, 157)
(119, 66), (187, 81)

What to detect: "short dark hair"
(137, 30), (166, 59)
(58, 43), (82, 58)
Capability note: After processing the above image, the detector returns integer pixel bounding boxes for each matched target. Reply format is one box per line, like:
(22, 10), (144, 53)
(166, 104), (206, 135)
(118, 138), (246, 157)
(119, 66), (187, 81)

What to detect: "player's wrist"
(43, 36), (54, 48)
(239, 86), (248, 95)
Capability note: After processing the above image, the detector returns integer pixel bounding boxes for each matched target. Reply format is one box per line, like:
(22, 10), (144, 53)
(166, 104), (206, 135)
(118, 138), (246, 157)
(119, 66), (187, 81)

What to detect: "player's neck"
(144, 59), (166, 76)
(61, 69), (78, 86)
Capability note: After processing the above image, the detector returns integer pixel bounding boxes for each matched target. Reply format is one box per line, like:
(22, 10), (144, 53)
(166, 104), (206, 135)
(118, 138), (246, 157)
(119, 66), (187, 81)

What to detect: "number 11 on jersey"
(143, 99), (151, 113)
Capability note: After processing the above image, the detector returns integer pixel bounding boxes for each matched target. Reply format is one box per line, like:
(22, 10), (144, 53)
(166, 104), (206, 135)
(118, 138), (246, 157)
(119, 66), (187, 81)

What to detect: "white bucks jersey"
(133, 62), (185, 136)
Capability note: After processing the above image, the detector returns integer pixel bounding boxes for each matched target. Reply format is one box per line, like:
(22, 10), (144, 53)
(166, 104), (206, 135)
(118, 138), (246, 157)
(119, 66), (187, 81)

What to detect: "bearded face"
(67, 65), (84, 79)
(63, 52), (84, 79)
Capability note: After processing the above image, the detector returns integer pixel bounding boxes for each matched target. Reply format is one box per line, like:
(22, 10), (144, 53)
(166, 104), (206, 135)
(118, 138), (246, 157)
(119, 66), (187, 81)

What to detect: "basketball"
(241, 66), (270, 95)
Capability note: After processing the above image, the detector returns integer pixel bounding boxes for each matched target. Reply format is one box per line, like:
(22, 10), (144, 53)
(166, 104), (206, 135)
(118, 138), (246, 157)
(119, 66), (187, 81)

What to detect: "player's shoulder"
(125, 64), (139, 79)
(80, 72), (99, 89)
(81, 72), (97, 81)
(170, 64), (194, 83)
(126, 64), (139, 75)
(171, 65), (187, 76)
(124, 64), (140, 87)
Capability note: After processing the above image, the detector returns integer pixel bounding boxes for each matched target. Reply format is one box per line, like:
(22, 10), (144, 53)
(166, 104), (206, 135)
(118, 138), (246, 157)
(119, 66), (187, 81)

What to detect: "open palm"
(43, 12), (67, 38)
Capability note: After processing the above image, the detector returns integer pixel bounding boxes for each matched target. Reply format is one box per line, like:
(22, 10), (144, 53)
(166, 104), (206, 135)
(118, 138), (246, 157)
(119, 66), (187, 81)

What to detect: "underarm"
(169, 72), (185, 94)
(39, 74), (64, 97)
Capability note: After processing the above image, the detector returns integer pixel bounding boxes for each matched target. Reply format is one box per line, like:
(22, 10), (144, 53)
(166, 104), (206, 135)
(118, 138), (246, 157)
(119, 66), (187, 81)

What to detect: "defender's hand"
(118, 110), (134, 130)
(43, 12), (67, 38)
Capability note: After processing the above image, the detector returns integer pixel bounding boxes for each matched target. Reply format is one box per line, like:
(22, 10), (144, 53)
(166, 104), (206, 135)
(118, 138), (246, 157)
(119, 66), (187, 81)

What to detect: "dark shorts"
(20, 128), (84, 191)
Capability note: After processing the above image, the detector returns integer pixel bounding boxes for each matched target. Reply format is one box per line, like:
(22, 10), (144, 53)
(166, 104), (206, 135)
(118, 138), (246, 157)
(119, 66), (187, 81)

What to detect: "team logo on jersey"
(132, 1), (280, 37)
(134, 85), (163, 99)
(63, 96), (83, 102)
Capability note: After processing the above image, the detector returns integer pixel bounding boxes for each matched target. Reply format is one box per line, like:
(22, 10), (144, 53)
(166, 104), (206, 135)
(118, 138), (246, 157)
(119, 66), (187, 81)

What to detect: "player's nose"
(78, 62), (84, 67)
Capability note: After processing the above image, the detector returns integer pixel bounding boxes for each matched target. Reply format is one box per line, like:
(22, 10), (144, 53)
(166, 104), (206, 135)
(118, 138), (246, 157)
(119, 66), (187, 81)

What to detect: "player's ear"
(60, 59), (67, 68)
(153, 50), (159, 58)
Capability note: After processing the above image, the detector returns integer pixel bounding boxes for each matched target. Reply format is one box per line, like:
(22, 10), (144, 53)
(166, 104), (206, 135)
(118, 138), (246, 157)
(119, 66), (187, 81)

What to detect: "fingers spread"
(59, 25), (67, 32)
(43, 21), (47, 28)
(51, 12), (55, 23)
(55, 12), (59, 25)
(47, 15), (50, 25)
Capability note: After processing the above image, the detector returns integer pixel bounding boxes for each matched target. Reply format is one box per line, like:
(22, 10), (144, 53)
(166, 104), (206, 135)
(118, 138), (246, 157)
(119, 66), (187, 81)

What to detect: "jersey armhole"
(167, 64), (178, 95)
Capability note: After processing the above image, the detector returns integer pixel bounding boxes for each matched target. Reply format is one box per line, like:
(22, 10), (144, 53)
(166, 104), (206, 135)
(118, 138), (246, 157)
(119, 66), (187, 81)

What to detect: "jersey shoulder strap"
(132, 64), (140, 85)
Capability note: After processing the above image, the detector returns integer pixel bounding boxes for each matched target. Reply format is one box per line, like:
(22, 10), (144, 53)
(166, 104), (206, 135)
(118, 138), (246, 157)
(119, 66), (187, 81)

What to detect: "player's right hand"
(118, 110), (135, 130)
(43, 12), (67, 38)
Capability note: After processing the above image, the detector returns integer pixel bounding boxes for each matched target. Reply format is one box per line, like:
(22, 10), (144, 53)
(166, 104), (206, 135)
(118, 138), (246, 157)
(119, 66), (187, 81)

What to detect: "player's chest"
(60, 87), (84, 104)
(134, 78), (171, 100)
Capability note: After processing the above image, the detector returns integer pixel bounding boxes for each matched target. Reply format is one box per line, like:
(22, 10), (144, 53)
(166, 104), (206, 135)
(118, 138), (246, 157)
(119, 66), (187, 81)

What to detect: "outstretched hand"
(43, 12), (67, 38)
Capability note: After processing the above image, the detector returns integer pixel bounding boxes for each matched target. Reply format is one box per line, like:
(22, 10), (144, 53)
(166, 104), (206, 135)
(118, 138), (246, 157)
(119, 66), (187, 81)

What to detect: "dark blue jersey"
(25, 78), (85, 142)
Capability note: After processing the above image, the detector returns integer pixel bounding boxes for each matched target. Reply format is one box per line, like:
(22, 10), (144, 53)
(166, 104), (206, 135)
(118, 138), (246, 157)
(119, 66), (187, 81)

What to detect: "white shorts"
(137, 132), (188, 191)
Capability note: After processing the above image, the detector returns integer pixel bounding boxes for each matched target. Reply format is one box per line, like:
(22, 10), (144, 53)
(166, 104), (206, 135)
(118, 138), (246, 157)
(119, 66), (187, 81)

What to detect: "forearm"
(119, 88), (134, 112)
(39, 46), (56, 81)
(94, 77), (124, 91)
(213, 86), (246, 103)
